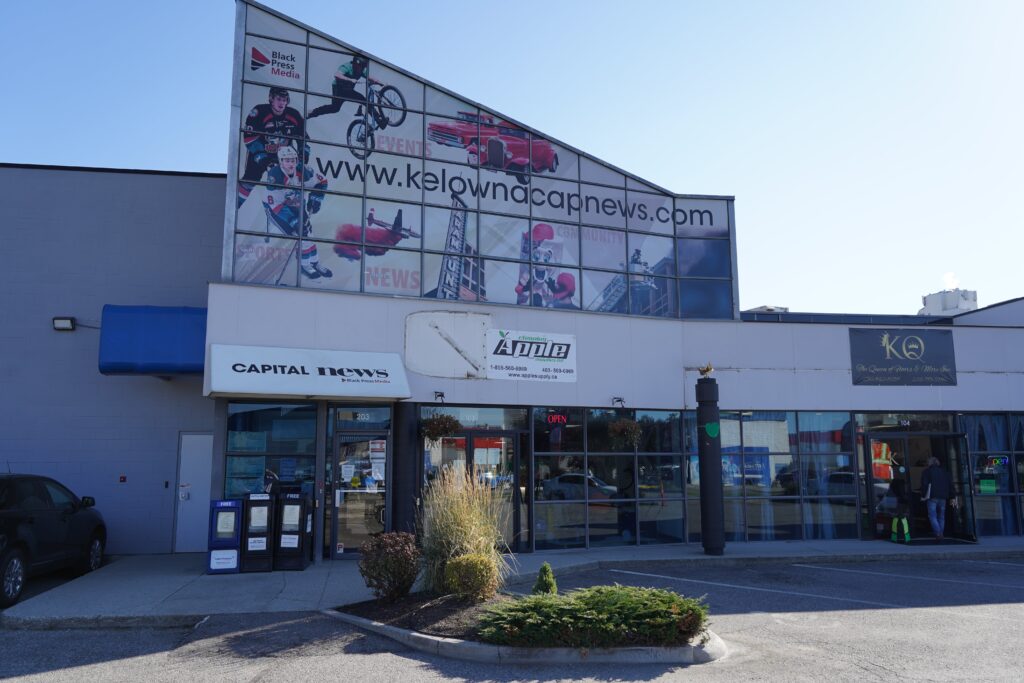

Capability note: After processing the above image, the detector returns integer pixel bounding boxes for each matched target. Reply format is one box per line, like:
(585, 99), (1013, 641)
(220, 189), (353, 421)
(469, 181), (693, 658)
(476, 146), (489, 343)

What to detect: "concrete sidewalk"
(4, 537), (1024, 629)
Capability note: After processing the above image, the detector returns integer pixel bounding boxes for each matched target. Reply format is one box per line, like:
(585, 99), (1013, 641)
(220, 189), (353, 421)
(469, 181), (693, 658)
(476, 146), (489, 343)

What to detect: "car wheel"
(82, 534), (104, 573)
(1, 548), (26, 608)
(549, 154), (559, 173)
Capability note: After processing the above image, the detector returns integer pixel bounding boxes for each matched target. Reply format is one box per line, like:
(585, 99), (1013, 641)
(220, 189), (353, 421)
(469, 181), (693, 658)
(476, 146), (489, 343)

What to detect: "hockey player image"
(238, 87), (305, 208)
(307, 54), (377, 120)
(332, 208), (421, 261)
(261, 145), (333, 280)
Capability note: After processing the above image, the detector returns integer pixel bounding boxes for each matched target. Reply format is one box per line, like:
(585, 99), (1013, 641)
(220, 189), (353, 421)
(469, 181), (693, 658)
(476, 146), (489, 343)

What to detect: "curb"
(0, 613), (206, 631)
(323, 609), (727, 665)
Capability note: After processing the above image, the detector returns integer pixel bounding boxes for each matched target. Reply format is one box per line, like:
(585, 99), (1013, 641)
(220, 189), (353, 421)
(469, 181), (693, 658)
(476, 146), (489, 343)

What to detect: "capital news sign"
(849, 329), (957, 386)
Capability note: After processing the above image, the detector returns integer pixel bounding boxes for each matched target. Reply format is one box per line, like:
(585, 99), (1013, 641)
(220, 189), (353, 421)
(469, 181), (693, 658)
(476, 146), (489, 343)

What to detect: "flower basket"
(608, 418), (642, 451)
(421, 413), (463, 444)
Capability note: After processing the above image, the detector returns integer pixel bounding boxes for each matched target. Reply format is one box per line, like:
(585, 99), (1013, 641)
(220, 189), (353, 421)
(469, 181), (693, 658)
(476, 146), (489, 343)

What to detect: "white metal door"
(174, 433), (214, 552)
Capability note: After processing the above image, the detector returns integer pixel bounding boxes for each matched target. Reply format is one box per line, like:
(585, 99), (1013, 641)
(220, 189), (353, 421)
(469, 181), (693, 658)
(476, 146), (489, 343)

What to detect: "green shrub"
(418, 466), (512, 595)
(478, 585), (708, 648)
(443, 553), (500, 601)
(357, 532), (421, 602)
(532, 562), (557, 595)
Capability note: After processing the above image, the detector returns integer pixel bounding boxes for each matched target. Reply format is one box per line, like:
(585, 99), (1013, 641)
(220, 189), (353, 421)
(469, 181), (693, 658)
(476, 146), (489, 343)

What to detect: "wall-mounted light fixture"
(52, 317), (76, 332)
(612, 396), (625, 408)
(434, 391), (445, 404)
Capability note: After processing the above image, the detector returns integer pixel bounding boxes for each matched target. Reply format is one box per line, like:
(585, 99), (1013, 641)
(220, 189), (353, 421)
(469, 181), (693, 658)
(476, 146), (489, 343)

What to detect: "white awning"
(207, 344), (411, 400)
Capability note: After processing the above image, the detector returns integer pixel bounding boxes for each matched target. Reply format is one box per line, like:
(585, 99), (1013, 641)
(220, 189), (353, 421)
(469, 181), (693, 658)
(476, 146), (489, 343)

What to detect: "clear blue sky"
(8, 1), (1022, 315)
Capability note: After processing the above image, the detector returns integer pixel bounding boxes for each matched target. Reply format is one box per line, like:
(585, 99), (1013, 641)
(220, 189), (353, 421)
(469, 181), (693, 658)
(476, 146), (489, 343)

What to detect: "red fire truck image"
(427, 112), (559, 184)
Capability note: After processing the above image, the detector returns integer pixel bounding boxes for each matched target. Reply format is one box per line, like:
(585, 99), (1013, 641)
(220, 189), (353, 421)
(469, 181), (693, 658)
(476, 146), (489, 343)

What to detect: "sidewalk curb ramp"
(323, 609), (728, 665)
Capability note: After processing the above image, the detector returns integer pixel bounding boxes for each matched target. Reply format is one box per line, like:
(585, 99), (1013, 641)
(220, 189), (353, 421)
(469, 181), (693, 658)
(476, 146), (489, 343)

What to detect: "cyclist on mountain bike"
(307, 54), (380, 121)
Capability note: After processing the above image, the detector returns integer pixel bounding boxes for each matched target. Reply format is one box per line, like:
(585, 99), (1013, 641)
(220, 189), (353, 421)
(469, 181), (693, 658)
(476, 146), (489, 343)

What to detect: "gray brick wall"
(0, 165), (223, 554)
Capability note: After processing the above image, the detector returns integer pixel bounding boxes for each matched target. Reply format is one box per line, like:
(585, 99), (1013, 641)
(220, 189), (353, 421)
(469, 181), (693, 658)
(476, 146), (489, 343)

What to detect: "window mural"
(229, 1), (735, 319)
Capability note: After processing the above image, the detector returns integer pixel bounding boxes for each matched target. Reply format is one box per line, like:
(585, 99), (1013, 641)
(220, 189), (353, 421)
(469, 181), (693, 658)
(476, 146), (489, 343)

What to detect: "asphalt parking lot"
(550, 557), (1024, 680)
(3, 556), (1023, 681)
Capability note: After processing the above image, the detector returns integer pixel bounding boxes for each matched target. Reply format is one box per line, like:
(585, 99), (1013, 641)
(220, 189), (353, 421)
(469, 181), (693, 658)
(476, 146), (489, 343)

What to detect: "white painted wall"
(206, 283), (1024, 412)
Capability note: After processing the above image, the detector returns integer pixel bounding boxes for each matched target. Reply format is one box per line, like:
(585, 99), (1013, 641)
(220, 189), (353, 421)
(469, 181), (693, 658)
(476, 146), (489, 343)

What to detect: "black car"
(0, 474), (107, 607)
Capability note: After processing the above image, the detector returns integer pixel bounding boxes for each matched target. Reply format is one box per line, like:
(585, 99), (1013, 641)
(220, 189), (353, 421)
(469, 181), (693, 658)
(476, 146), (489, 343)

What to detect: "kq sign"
(849, 329), (957, 386)
(207, 345), (411, 398)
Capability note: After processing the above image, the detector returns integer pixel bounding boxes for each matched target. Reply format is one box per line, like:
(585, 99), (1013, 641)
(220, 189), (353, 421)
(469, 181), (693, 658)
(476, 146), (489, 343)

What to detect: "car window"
(43, 481), (76, 510)
(13, 479), (49, 511)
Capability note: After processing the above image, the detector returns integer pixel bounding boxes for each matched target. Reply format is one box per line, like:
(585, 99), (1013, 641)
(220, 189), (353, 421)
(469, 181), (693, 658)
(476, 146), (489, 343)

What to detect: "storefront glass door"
(865, 434), (975, 542)
(331, 433), (388, 558)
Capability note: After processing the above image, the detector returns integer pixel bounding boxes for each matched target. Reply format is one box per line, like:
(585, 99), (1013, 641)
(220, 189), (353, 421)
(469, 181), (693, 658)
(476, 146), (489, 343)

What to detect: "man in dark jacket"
(920, 457), (953, 540)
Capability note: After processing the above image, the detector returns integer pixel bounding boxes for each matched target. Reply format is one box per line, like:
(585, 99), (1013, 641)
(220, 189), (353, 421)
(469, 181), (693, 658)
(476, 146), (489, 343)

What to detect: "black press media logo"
(248, 46), (301, 81)
(250, 47), (270, 71)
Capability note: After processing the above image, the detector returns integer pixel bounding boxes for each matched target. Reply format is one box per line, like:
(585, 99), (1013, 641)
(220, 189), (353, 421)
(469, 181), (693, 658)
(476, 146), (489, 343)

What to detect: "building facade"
(3, 1), (1022, 559)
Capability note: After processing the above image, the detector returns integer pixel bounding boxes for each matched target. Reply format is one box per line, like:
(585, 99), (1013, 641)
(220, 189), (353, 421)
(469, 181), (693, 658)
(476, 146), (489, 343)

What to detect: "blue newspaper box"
(207, 499), (242, 574)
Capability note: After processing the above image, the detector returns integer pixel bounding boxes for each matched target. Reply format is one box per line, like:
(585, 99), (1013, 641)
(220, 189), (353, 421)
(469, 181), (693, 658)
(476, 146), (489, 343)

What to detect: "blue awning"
(99, 305), (207, 375)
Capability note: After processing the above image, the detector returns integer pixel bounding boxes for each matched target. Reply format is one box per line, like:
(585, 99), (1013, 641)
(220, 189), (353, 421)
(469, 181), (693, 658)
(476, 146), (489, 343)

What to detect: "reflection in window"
(799, 412), (854, 453)
(639, 500), (685, 544)
(637, 456), (684, 497)
(587, 409), (635, 453)
(637, 411), (682, 452)
(679, 279), (733, 319)
(742, 412), (796, 453)
(535, 457), (586, 500)
(420, 405), (528, 430)
(677, 238), (732, 278)
(588, 501), (638, 546)
(534, 503), (586, 549)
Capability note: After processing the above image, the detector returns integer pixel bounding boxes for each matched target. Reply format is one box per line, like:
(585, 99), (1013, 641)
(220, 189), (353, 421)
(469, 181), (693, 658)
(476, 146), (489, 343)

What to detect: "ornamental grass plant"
(419, 465), (512, 595)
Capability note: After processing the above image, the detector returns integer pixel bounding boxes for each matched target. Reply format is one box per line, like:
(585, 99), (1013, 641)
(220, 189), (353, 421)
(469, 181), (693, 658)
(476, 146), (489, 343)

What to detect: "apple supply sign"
(486, 329), (576, 383)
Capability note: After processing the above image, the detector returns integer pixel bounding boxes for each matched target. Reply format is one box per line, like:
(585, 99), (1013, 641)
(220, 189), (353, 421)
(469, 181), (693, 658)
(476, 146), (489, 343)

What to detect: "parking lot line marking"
(961, 559), (1024, 568)
(610, 568), (1022, 624)
(791, 564), (1024, 590)
(610, 569), (894, 608)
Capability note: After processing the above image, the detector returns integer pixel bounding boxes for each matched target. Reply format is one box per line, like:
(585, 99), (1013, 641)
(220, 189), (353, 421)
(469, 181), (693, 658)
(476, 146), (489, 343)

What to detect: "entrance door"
(424, 432), (522, 552)
(865, 434), (976, 542)
(174, 433), (213, 552)
(331, 434), (388, 558)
